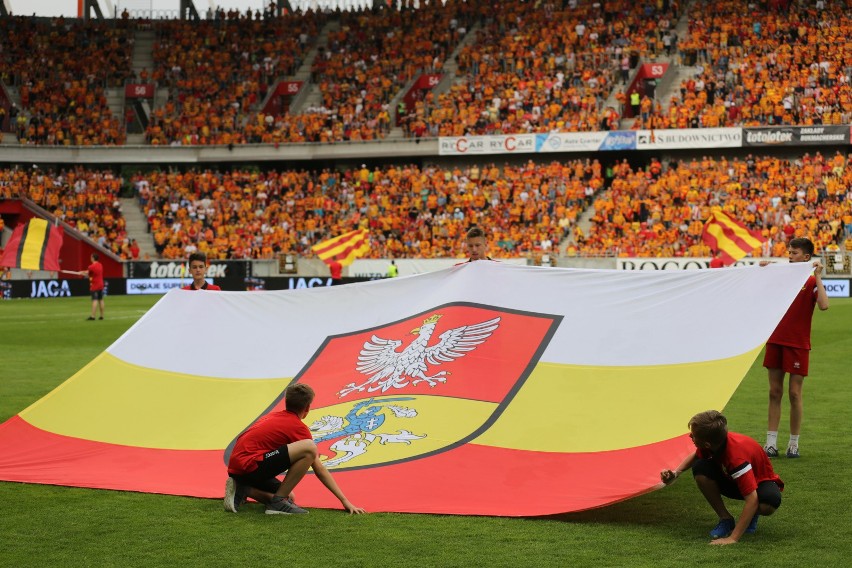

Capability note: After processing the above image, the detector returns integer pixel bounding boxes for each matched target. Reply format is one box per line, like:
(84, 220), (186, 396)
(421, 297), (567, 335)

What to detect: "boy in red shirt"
(182, 252), (221, 291)
(68, 253), (105, 320)
(761, 237), (829, 458)
(224, 383), (365, 515)
(661, 410), (784, 545)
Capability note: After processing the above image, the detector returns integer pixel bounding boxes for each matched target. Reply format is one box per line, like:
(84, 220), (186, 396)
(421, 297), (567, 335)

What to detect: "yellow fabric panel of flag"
(20, 347), (760, 453)
(19, 218), (50, 270)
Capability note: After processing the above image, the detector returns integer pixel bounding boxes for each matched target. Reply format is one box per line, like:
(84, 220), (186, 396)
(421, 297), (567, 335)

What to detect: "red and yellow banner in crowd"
(0, 218), (63, 271)
(0, 262), (813, 516)
(311, 229), (370, 266)
(702, 210), (766, 265)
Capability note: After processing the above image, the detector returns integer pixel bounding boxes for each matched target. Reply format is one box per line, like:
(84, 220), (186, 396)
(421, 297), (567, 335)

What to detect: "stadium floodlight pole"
(81, 0), (105, 21)
(179, 0), (201, 20)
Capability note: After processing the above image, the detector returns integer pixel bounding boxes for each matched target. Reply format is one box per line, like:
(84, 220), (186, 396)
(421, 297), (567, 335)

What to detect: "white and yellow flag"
(0, 262), (812, 516)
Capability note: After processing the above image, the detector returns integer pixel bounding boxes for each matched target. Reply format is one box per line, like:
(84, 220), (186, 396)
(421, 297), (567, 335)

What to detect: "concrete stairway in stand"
(120, 197), (158, 259)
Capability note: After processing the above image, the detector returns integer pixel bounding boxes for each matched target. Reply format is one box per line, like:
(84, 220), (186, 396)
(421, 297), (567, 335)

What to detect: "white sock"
(788, 434), (799, 449)
(766, 431), (778, 449)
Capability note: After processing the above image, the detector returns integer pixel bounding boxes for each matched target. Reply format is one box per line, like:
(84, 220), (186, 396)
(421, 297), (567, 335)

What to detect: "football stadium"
(1, 0), (851, 566)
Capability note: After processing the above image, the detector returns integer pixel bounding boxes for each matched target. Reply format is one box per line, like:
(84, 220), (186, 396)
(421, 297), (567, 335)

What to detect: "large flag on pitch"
(0, 262), (813, 516)
(311, 229), (370, 266)
(701, 210), (766, 265)
(0, 217), (63, 271)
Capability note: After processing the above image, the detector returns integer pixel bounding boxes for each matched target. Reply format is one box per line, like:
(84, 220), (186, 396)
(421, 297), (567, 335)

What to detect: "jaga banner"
(3, 278), (125, 299)
(636, 127), (741, 150)
(743, 125), (850, 146)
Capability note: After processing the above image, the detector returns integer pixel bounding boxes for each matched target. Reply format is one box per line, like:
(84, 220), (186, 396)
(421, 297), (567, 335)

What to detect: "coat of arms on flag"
(226, 303), (562, 471)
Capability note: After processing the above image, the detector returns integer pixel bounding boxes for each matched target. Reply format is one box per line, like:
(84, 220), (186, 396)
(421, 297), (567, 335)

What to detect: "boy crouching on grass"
(660, 410), (783, 545)
(224, 383), (365, 515)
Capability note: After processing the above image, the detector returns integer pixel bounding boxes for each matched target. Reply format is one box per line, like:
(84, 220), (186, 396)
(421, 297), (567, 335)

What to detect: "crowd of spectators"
(584, 152), (851, 257)
(0, 17), (133, 145)
(0, 167), (130, 258)
(131, 159), (603, 260)
(145, 14), (324, 145)
(635, 0), (852, 130)
(2, 150), (848, 263)
(424, 0), (679, 137)
(4, 1), (852, 146)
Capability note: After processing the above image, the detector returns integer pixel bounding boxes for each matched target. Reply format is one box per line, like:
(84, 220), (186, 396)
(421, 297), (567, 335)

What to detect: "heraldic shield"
(228, 302), (562, 471)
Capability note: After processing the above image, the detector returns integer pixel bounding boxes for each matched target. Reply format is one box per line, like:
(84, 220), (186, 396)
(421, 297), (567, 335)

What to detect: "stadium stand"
(0, 167), (129, 257)
(587, 152), (851, 257)
(130, 158), (602, 260)
(5, 149), (847, 263)
(0, 5), (849, 269)
(430, 0), (680, 136)
(145, 13), (325, 145)
(0, 17), (133, 145)
(637, 0), (852, 129)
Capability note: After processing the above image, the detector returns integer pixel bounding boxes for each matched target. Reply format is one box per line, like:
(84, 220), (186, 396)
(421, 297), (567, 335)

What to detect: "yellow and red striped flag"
(0, 217), (63, 271)
(311, 229), (370, 266)
(701, 210), (765, 265)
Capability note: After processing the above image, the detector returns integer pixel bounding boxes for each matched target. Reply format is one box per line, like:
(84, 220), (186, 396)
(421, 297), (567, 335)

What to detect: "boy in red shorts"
(224, 383), (365, 515)
(761, 237), (829, 458)
(661, 410), (784, 545)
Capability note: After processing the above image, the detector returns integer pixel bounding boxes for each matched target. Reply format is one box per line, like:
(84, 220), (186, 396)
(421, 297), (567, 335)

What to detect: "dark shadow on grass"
(530, 487), (701, 531)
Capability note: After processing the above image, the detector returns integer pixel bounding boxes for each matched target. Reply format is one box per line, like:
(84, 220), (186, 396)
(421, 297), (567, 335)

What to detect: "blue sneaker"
(709, 518), (735, 538)
(746, 514), (759, 534)
(786, 445), (800, 458)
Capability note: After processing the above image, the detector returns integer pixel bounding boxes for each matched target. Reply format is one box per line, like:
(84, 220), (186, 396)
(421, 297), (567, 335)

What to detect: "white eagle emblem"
(337, 314), (501, 397)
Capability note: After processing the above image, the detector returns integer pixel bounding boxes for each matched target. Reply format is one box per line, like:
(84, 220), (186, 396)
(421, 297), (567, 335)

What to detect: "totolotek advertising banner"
(127, 260), (250, 290)
(636, 127), (741, 150)
(743, 125), (850, 147)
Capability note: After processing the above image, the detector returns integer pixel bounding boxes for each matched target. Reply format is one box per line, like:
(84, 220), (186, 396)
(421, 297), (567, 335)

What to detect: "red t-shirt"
(709, 257), (724, 268)
(227, 410), (312, 475)
(768, 275), (817, 349)
(181, 282), (222, 291)
(87, 261), (104, 292)
(697, 431), (784, 496)
(329, 260), (343, 280)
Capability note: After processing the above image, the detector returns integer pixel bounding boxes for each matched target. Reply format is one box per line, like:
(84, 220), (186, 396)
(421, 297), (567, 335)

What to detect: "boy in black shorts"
(660, 410), (783, 545)
(225, 383), (365, 515)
